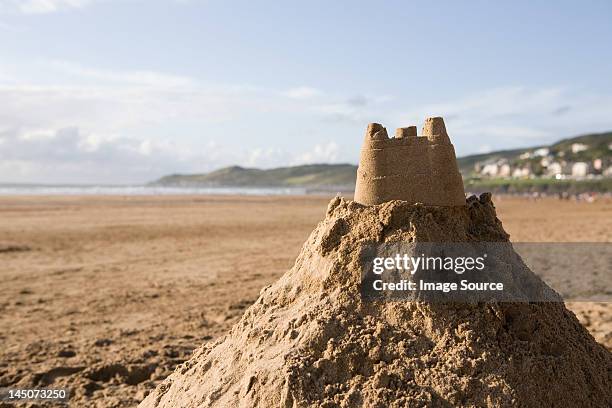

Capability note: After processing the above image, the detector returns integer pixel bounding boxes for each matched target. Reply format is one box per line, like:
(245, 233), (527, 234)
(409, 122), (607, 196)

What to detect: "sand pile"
(140, 194), (611, 408)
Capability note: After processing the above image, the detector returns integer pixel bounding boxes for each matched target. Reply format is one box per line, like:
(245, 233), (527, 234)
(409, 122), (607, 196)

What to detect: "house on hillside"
(533, 148), (550, 157)
(593, 158), (603, 171)
(480, 163), (500, 177)
(571, 143), (588, 153)
(512, 167), (531, 178)
(498, 163), (511, 177)
(477, 159), (512, 178)
(571, 162), (589, 177)
(546, 162), (564, 177)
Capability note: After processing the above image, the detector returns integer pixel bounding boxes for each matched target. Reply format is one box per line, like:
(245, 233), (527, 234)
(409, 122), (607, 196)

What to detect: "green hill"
(549, 131), (612, 161)
(152, 164), (357, 188)
(151, 131), (612, 191)
(457, 131), (612, 174)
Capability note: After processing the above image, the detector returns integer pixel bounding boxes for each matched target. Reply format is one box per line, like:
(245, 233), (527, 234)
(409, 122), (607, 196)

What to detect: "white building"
(547, 162), (563, 176)
(593, 158), (603, 171)
(499, 164), (511, 177)
(533, 148), (550, 157)
(512, 167), (531, 178)
(481, 163), (499, 177)
(571, 162), (589, 177)
(571, 143), (588, 153)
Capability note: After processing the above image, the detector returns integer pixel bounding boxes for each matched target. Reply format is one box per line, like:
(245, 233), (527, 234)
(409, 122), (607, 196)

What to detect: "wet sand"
(0, 195), (610, 407)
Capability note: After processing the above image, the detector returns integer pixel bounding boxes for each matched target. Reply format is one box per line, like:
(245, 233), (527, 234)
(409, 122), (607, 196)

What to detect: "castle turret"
(365, 123), (388, 140)
(354, 116), (465, 206)
(422, 116), (451, 145)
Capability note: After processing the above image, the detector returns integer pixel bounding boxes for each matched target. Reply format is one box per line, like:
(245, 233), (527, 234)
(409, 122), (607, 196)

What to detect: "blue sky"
(1, 0), (611, 183)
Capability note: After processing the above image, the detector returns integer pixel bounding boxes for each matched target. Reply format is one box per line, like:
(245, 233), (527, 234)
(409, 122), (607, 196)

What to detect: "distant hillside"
(549, 131), (612, 161)
(457, 131), (612, 175)
(152, 164), (357, 188)
(151, 131), (612, 190)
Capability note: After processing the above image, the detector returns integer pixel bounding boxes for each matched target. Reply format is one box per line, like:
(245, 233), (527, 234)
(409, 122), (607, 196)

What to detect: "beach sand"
(0, 195), (610, 406)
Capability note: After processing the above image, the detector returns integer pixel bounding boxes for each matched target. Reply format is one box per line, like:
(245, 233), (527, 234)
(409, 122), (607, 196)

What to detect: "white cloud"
(314, 94), (394, 124)
(0, 64), (265, 136)
(2, 60), (612, 183)
(0, 20), (22, 31)
(245, 147), (283, 167)
(0, 61), (357, 182)
(0, 60), (242, 183)
(0, 0), (94, 14)
(47, 60), (196, 88)
(477, 144), (492, 154)
(283, 86), (321, 99)
(291, 142), (339, 165)
(243, 142), (341, 168)
(0, 126), (206, 183)
(396, 86), (612, 155)
(0, 124), (345, 183)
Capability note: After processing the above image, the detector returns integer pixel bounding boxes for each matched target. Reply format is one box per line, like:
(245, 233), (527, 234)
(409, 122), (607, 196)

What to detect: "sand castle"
(140, 120), (611, 408)
(354, 117), (465, 206)
(140, 195), (611, 407)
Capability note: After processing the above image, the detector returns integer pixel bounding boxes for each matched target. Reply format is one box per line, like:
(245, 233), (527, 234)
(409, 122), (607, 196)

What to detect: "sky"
(0, 0), (611, 184)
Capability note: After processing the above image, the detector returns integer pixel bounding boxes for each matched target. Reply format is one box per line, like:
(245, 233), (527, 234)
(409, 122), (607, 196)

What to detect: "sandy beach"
(0, 195), (610, 407)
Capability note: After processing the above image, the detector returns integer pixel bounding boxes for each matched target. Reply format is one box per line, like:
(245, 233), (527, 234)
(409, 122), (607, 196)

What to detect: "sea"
(0, 184), (312, 196)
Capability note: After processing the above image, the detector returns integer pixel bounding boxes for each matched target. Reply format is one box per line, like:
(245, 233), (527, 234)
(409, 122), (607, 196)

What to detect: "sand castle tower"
(354, 117), (465, 206)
